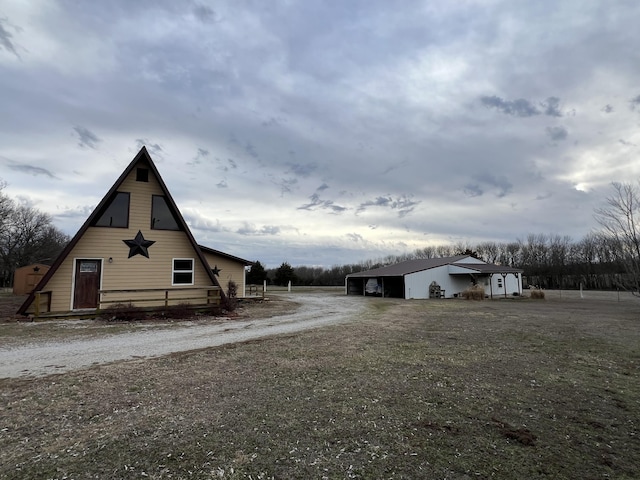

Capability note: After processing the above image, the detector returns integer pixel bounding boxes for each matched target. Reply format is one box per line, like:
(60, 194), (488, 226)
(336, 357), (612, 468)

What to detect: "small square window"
(136, 168), (149, 182)
(172, 259), (194, 285)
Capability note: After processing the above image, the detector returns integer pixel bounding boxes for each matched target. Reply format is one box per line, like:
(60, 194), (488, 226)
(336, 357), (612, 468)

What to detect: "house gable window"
(93, 192), (130, 228)
(151, 195), (181, 230)
(173, 258), (194, 285)
(136, 168), (149, 182)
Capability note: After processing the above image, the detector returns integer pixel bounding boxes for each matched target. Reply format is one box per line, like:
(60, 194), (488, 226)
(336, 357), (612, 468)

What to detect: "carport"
(345, 255), (523, 299)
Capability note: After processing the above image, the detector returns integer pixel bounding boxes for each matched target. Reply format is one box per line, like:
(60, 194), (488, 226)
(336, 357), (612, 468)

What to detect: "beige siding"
(202, 252), (247, 297)
(27, 160), (216, 314)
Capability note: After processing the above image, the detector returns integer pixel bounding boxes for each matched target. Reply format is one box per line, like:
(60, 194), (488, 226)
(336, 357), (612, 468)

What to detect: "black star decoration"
(211, 265), (221, 276)
(123, 230), (156, 258)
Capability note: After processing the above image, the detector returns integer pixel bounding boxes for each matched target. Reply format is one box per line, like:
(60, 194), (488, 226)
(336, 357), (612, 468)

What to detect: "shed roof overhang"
(449, 263), (524, 275)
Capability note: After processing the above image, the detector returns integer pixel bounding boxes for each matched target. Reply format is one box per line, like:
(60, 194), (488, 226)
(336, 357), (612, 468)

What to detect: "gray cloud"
(630, 95), (640, 110)
(535, 193), (553, 201)
(73, 126), (101, 149)
(346, 233), (364, 242)
(463, 184), (483, 198)
(316, 183), (329, 192)
(287, 162), (317, 178)
(192, 5), (218, 23)
(275, 177), (298, 196)
(188, 148), (210, 166)
(261, 117), (281, 128)
(0, 17), (20, 59)
(481, 95), (564, 118)
(541, 97), (562, 117)
(356, 195), (420, 218)
(297, 193), (346, 213)
(135, 139), (163, 157)
(466, 173), (513, 198)
(602, 104), (614, 113)
(245, 143), (258, 158)
(217, 180), (228, 188)
(8, 164), (57, 179)
(236, 223), (281, 236)
(546, 126), (568, 141)
(480, 96), (540, 117)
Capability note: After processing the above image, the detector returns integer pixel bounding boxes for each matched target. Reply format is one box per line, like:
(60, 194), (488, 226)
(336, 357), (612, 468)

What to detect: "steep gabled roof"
(346, 255), (470, 278)
(198, 245), (253, 266)
(18, 147), (224, 315)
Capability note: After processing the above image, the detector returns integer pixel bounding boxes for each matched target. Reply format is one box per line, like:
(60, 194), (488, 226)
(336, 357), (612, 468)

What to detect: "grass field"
(1, 290), (639, 479)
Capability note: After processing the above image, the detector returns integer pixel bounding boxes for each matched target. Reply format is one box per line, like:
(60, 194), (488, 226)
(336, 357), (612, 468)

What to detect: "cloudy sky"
(2, 1), (640, 268)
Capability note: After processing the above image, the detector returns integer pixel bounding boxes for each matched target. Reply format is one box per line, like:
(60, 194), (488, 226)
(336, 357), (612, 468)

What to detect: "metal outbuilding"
(345, 255), (523, 299)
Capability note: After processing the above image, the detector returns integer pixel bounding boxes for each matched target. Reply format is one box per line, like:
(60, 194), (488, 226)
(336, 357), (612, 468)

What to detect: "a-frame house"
(18, 147), (225, 318)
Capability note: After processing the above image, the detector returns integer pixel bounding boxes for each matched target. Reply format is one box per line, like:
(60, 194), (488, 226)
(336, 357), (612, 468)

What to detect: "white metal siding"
(404, 266), (472, 299)
(488, 272), (522, 298)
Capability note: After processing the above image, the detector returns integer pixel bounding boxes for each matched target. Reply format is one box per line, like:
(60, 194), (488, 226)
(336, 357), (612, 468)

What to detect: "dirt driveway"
(0, 292), (368, 379)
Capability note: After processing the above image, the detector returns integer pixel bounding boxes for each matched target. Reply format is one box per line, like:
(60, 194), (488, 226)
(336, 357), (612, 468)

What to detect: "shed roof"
(451, 263), (523, 274)
(198, 245), (253, 266)
(346, 255), (523, 278)
(346, 255), (469, 278)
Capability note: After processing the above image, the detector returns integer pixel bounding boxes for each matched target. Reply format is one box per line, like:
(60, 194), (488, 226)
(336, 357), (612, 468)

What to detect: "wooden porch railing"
(98, 287), (222, 308)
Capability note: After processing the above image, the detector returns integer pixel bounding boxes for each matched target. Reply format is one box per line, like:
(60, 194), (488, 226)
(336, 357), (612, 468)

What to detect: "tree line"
(0, 180), (70, 288)
(249, 181), (640, 293)
(248, 233), (629, 290)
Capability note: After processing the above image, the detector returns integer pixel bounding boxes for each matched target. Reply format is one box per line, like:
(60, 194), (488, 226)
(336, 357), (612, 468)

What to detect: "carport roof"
(346, 255), (523, 278)
(451, 263), (524, 274)
(346, 255), (469, 278)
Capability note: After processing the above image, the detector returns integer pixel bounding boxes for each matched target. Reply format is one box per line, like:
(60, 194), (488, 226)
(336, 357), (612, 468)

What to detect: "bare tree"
(594, 181), (640, 295)
(476, 241), (499, 263)
(0, 185), (70, 287)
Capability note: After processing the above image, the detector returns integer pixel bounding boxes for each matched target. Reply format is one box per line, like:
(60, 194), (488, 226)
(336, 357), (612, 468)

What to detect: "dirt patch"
(0, 293), (25, 322)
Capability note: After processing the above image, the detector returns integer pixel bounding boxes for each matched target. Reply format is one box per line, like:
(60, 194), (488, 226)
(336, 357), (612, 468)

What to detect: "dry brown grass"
(530, 288), (546, 299)
(461, 283), (486, 300)
(1, 292), (639, 479)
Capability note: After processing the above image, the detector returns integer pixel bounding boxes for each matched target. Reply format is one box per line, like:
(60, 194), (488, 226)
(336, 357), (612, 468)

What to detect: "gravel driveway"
(0, 293), (368, 379)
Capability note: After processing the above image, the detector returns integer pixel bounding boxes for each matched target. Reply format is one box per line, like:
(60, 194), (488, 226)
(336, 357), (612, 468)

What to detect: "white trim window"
(172, 258), (194, 285)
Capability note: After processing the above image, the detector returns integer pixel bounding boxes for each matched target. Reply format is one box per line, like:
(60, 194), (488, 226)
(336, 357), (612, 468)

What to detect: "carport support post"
(501, 273), (507, 298)
(381, 277), (385, 298)
(489, 274), (493, 299)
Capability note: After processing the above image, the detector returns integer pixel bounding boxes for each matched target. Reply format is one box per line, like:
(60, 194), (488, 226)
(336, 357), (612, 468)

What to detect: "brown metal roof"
(452, 263), (523, 274)
(346, 255), (470, 278)
(346, 255), (523, 278)
(198, 245), (254, 266)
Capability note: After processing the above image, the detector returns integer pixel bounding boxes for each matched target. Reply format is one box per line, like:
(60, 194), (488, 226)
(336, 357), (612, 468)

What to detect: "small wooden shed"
(13, 264), (50, 295)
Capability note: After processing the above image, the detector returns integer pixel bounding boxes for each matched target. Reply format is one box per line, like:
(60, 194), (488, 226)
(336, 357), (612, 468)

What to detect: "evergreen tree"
(246, 260), (267, 285)
(274, 262), (296, 286)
